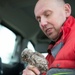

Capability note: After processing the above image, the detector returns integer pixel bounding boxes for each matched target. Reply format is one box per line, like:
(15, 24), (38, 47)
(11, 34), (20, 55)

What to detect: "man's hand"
(22, 65), (40, 75)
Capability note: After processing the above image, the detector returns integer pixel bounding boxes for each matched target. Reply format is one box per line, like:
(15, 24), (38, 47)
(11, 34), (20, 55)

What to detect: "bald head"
(34, 0), (71, 40)
(34, 0), (66, 17)
(35, 0), (65, 7)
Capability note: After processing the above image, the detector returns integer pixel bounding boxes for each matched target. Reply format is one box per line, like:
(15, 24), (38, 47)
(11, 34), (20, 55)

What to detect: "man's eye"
(37, 18), (41, 22)
(45, 13), (50, 17)
(45, 11), (52, 17)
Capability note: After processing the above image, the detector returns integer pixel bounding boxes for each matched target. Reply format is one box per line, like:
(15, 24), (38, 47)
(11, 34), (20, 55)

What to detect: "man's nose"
(40, 17), (47, 28)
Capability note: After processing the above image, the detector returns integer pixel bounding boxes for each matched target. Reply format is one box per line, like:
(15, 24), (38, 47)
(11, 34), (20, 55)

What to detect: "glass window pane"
(27, 41), (35, 52)
(27, 41), (47, 57)
(0, 24), (16, 64)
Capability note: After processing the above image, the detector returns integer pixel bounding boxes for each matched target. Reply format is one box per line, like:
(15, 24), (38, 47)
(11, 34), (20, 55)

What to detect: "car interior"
(0, 0), (75, 75)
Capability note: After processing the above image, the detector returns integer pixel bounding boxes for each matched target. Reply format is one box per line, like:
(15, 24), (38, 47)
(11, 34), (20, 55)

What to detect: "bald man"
(22, 0), (75, 75)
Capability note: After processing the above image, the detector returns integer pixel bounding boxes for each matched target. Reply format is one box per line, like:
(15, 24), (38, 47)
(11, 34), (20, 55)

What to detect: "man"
(22, 0), (75, 75)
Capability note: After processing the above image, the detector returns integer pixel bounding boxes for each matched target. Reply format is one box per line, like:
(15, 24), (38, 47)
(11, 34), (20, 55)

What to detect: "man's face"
(34, 0), (70, 41)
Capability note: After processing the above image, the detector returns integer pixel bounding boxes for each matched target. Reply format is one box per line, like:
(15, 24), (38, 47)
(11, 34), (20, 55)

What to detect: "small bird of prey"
(21, 48), (48, 73)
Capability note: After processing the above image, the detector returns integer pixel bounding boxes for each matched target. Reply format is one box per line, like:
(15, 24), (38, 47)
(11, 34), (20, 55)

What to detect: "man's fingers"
(27, 65), (40, 75)
(23, 68), (36, 75)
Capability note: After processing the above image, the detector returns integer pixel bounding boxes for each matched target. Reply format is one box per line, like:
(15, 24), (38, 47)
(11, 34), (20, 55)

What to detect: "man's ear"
(64, 3), (71, 17)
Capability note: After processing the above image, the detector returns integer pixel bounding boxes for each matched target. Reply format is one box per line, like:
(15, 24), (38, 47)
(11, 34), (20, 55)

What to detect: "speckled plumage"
(21, 48), (48, 73)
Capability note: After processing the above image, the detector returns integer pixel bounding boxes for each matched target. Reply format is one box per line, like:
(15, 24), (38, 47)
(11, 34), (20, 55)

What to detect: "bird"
(21, 48), (48, 73)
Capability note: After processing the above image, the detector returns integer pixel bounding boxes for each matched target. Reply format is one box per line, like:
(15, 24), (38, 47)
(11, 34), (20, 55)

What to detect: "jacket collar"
(61, 16), (75, 42)
(47, 16), (75, 53)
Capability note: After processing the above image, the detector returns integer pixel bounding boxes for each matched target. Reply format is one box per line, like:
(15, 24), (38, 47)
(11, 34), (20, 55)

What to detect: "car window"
(27, 41), (47, 57)
(27, 41), (35, 52)
(0, 24), (16, 64)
